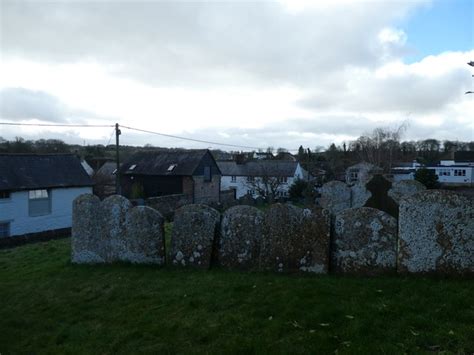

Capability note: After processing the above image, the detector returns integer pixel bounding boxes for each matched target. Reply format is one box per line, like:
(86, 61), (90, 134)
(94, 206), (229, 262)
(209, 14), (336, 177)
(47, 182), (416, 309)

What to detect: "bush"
(289, 179), (308, 200)
(414, 168), (439, 189)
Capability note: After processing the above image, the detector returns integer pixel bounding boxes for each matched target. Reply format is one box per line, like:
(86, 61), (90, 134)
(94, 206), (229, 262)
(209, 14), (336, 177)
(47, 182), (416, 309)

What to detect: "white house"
(0, 154), (93, 238)
(391, 155), (474, 187)
(217, 160), (308, 199)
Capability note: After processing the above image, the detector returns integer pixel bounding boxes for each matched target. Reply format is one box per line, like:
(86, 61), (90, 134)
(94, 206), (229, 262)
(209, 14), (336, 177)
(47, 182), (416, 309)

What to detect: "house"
(345, 162), (383, 185)
(218, 160), (308, 199)
(253, 152), (274, 160)
(391, 154), (474, 187)
(0, 154), (93, 238)
(119, 149), (221, 203)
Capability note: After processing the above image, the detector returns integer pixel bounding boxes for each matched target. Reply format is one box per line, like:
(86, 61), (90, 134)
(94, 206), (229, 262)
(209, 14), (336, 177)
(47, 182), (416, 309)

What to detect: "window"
(247, 189), (255, 196)
(204, 166), (211, 182)
(129, 164), (137, 171)
(28, 189), (51, 216)
(247, 176), (255, 182)
(277, 177), (288, 183)
(167, 164), (177, 172)
(231, 176), (237, 183)
(0, 222), (9, 238)
(0, 191), (10, 199)
(454, 169), (466, 177)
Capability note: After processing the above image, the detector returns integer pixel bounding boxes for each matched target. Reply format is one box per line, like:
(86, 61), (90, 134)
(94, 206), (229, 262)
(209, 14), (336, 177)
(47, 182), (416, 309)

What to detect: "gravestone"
(388, 180), (426, 205)
(72, 194), (166, 265)
(71, 194), (106, 263)
(398, 190), (474, 274)
(350, 182), (371, 208)
(219, 205), (264, 270)
(332, 207), (397, 275)
(260, 204), (330, 273)
(170, 204), (220, 268)
(319, 181), (351, 215)
(122, 206), (165, 264)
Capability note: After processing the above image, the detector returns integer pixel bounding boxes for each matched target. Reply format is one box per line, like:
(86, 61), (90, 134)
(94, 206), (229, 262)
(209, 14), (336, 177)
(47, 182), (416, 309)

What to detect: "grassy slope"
(0, 239), (473, 354)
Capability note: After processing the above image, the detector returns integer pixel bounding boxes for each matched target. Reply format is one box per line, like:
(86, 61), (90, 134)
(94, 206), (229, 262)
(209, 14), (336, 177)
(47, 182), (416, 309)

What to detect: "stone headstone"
(388, 180), (426, 205)
(398, 190), (474, 274)
(219, 205), (264, 270)
(122, 206), (165, 264)
(332, 207), (397, 275)
(170, 204), (220, 268)
(319, 181), (351, 215)
(102, 195), (133, 261)
(72, 194), (166, 265)
(71, 194), (106, 263)
(350, 182), (371, 208)
(260, 204), (330, 273)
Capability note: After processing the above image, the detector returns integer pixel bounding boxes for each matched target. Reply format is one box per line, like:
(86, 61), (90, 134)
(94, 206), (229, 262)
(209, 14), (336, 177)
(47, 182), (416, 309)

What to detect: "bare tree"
(244, 163), (287, 201)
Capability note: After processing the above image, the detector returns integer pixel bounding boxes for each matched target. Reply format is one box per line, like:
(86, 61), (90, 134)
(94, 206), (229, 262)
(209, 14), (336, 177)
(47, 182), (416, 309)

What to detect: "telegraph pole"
(115, 123), (121, 195)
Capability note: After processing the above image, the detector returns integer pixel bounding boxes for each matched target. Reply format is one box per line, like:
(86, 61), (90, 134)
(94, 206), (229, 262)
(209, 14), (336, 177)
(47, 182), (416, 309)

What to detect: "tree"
(244, 163), (287, 201)
(414, 168), (439, 189)
(288, 179), (308, 201)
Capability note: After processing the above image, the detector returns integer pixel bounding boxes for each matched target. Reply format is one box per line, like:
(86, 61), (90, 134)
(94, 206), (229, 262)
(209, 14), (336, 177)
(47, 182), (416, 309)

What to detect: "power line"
(0, 121), (300, 152)
(120, 125), (269, 151)
(0, 122), (114, 128)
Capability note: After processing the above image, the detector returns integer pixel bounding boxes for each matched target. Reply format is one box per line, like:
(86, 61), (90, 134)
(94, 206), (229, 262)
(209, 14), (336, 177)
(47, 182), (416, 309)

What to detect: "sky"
(0, 0), (473, 151)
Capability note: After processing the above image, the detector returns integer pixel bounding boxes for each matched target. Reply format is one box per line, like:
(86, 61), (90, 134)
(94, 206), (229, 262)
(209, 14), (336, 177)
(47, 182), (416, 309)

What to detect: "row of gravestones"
(319, 177), (427, 218)
(72, 190), (474, 274)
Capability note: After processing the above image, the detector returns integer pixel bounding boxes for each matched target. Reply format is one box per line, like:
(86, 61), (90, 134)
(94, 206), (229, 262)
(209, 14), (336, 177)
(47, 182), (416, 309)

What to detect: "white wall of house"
(0, 186), (92, 237)
(428, 166), (474, 186)
(220, 164), (305, 199)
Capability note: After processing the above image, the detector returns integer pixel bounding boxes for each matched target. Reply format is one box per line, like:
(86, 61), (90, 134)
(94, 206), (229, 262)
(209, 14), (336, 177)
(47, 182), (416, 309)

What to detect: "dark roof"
(95, 161), (119, 177)
(217, 160), (298, 177)
(454, 151), (474, 163)
(120, 149), (215, 176)
(0, 154), (94, 192)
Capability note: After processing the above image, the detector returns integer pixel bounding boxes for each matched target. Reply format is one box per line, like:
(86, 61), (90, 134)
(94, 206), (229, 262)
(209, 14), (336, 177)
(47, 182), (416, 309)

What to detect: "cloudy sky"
(0, 0), (473, 151)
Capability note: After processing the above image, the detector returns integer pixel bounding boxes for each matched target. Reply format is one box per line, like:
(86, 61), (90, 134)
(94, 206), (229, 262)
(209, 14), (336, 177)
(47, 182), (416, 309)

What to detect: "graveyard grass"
(1, 239), (474, 354)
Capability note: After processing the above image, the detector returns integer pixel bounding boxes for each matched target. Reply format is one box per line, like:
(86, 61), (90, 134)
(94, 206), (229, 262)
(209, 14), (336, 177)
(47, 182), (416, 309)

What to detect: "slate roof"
(0, 154), (94, 192)
(217, 160), (298, 177)
(454, 151), (474, 163)
(120, 149), (215, 176)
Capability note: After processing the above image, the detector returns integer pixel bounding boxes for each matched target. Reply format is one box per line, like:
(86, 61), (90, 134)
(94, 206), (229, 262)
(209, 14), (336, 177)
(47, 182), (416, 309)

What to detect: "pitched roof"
(454, 151), (474, 163)
(0, 154), (94, 192)
(95, 161), (119, 177)
(120, 149), (213, 176)
(217, 160), (298, 177)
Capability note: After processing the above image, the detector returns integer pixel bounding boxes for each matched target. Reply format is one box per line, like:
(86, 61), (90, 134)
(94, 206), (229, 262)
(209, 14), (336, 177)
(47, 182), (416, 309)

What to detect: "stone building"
(119, 149), (221, 204)
(345, 162), (383, 185)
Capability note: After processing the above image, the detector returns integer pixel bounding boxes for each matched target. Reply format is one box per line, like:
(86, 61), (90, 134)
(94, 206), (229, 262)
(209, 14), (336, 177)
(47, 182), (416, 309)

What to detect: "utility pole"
(115, 123), (121, 195)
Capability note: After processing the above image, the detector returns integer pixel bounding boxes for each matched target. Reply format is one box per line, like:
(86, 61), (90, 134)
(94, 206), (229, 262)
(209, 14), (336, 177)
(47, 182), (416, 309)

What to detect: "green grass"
(1, 239), (473, 354)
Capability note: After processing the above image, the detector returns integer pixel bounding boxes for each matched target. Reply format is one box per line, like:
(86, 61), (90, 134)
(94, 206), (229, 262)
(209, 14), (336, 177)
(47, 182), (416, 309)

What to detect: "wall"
(193, 174), (221, 204)
(146, 194), (193, 220)
(0, 186), (92, 237)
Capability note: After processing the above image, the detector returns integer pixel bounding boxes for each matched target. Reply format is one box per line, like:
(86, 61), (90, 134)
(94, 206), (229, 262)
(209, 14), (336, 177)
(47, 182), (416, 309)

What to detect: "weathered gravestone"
(398, 190), (474, 274)
(320, 181), (351, 215)
(332, 207), (397, 275)
(388, 180), (426, 205)
(260, 204), (330, 273)
(170, 204), (220, 268)
(219, 205), (264, 270)
(350, 182), (371, 208)
(72, 194), (165, 264)
(72, 194), (106, 263)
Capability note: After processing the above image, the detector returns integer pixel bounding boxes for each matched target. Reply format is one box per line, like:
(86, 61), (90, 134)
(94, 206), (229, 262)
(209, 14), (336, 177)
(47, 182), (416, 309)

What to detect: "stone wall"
(146, 194), (193, 221)
(72, 194), (165, 264)
(398, 190), (474, 274)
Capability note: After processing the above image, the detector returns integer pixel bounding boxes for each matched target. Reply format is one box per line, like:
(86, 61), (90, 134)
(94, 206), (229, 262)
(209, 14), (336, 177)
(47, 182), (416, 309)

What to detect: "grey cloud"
(0, 87), (67, 122)
(1, 1), (428, 87)
(299, 67), (471, 114)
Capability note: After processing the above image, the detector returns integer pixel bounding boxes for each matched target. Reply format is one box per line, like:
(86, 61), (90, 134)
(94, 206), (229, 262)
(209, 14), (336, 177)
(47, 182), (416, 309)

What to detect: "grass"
(1, 239), (473, 354)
